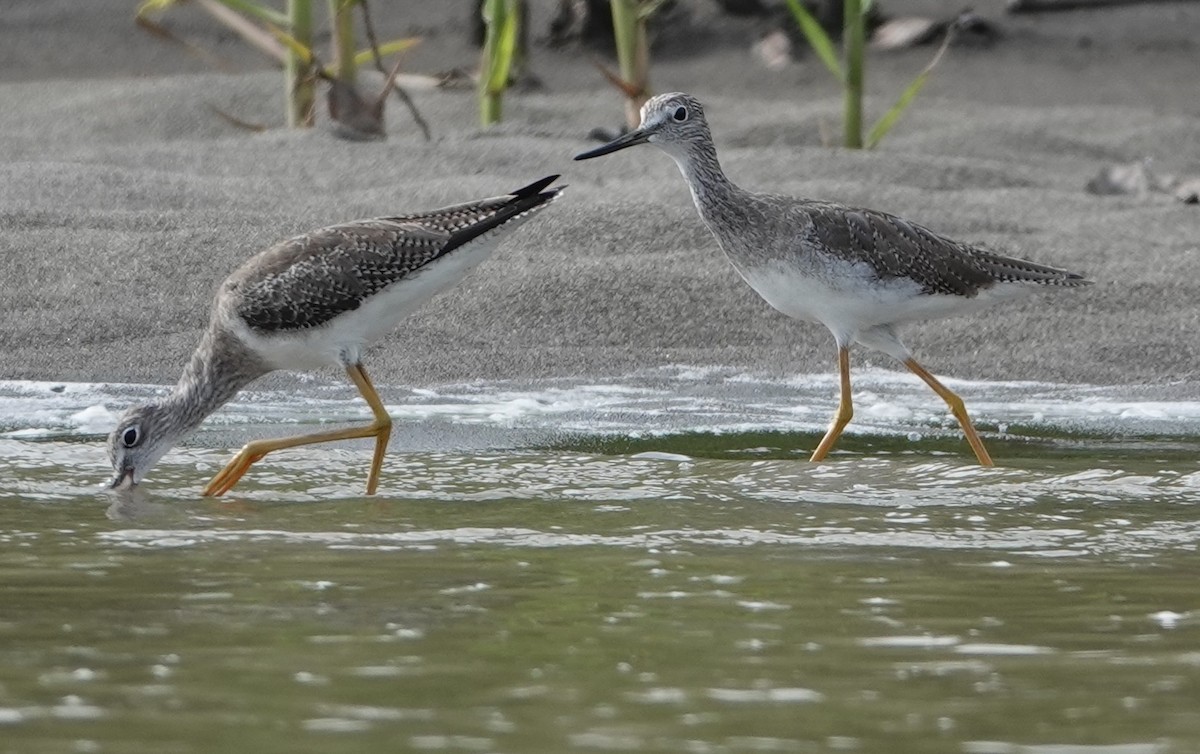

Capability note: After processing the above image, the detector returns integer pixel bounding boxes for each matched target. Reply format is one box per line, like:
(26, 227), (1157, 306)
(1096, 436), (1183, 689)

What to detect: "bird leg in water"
(201, 363), (394, 497)
(903, 358), (995, 467)
(810, 346), (854, 462)
(352, 363), (393, 495)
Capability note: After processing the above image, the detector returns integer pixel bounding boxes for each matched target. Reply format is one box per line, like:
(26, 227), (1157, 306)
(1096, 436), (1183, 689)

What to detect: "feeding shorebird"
(575, 93), (1090, 465)
(107, 175), (563, 496)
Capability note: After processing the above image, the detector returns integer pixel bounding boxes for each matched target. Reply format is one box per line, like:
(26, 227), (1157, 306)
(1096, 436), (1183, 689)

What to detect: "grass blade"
(271, 24), (314, 66)
(136, 0), (181, 15)
(592, 58), (640, 98)
(215, 0), (289, 27)
(134, 14), (236, 71)
(785, 0), (843, 82)
(351, 37), (420, 69)
(194, 0), (288, 62)
(864, 70), (926, 149)
(207, 103), (268, 131)
(636, 0), (671, 20)
(865, 23), (955, 149)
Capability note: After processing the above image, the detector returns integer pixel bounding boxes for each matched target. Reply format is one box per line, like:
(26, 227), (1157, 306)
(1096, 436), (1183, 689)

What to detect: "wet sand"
(2, 0), (1198, 395)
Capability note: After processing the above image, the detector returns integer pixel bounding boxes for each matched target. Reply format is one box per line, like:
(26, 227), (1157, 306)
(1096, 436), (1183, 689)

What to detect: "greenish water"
(2, 429), (1199, 754)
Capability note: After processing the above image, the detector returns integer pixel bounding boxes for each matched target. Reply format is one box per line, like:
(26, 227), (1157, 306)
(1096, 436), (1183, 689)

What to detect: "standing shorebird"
(107, 175), (563, 496)
(575, 93), (1090, 465)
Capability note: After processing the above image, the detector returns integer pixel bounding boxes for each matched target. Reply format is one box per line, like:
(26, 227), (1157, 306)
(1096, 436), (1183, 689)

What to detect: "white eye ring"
(122, 426), (140, 448)
(672, 106), (688, 122)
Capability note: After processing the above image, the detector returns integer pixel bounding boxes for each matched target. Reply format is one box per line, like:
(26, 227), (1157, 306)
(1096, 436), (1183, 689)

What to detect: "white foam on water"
(953, 643), (1056, 656)
(1149, 610), (1185, 629)
(302, 718), (371, 733)
(705, 687), (824, 703)
(408, 735), (493, 751)
(0, 708), (24, 725)
(624, 687), (688, 704)
(859, 635), (961, 649)
(4, 366), (1200, 441)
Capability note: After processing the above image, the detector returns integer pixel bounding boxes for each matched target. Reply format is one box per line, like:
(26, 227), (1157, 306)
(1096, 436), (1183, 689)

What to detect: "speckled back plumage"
(226, 175), (561, 332)
(796, 201), (1088, 297)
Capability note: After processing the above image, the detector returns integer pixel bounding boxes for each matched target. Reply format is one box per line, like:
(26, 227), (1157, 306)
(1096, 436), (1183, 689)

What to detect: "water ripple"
(93, 516), (1200, 558)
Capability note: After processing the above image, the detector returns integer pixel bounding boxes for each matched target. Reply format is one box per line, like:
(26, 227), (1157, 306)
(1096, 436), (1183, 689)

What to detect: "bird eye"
(672, 106), (688, 122)
(122, 426), (140, 448)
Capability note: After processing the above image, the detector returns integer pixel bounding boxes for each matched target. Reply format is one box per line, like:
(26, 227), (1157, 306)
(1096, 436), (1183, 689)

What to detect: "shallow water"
(2, 369), (1199, 753)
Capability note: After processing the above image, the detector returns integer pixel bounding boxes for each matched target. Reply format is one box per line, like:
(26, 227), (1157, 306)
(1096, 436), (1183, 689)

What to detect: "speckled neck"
(160, 324), (270, 437)
(666, 130), (739, 215)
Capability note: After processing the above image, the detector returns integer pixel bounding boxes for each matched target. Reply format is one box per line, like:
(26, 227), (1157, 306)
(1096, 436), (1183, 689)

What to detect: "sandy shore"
(2, 0), (1198, 396)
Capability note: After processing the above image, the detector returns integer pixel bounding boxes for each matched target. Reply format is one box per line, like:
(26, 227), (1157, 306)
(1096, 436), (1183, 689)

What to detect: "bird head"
(107, 404), (176, 490)
(574, 92), (711, 163)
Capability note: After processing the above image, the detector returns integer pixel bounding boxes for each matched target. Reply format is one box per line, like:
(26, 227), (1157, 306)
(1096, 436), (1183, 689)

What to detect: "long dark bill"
(573, 129), (651, 160)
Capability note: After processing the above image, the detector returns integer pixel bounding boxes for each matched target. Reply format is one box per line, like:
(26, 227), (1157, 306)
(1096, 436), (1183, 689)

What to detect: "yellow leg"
(904, 358), (994, 467)
(810, 346), (853, 462)
(201, 363), (394, 497)
(354, 364), (392, 495)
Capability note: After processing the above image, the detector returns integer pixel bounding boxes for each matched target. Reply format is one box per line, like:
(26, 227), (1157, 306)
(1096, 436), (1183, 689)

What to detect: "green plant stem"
(330, 0), (356, 83)
(610, 0), (648, 129)
(843, 0), (864, 149)
(479, 0), (517, 126)
(285, 0), (314, 127)
(480, 94), (500, 125)
(480, 0), (504, 126)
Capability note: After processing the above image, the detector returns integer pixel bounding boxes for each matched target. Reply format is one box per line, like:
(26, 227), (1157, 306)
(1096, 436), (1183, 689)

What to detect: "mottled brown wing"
(805, 202), (1087, 296)
(227, 222), (451, 331)
(228, 176), (561, 332)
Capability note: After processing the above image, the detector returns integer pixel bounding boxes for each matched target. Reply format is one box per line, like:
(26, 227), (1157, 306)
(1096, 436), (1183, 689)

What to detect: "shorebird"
(575, 93), (1090, 465)
(107, 175), (563, 496)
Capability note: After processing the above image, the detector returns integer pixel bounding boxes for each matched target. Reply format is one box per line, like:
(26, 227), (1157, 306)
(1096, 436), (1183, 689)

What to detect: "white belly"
(232, 233), (505, 370)
(736, 257), (1033, 346)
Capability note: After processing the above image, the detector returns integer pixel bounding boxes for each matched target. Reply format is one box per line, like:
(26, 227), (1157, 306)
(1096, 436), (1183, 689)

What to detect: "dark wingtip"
(1060, 269), (1094, 287)
(512, 175), (560, 199)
